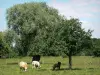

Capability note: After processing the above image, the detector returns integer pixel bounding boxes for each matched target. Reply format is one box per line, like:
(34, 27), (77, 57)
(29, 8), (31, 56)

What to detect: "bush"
(93, 48), (100, 57)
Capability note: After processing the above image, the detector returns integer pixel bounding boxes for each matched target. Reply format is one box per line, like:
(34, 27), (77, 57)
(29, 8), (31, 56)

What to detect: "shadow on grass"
(7, 62), (18, 65)
(51, 68), (82, 71)
(37, 69), (48, 71)
(7, 62), (31, 65)
(88, 68), (95, 70)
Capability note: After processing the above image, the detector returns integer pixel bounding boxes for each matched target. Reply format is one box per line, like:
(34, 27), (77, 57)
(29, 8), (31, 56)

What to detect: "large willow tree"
(6, 2), (61, 56)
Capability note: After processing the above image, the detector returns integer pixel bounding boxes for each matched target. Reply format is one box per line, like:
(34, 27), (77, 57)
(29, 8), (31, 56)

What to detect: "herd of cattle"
(19, 55), (61, 71)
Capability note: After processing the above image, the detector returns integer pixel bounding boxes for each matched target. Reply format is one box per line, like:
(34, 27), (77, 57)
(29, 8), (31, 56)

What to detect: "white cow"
(32, 61), (41, 69)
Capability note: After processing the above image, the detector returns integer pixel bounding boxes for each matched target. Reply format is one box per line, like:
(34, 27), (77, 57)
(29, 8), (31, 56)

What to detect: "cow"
(19, 61), (28, 71)
(52, 62), (61, 70)
(32, 61), (41, 68)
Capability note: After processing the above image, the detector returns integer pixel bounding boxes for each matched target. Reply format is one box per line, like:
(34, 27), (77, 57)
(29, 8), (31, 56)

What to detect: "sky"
(0, 0), (100, 38)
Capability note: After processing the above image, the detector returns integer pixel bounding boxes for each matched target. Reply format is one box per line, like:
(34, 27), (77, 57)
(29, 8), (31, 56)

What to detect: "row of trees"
(0, 2), (100, 69)
(1, 31), (100, 57)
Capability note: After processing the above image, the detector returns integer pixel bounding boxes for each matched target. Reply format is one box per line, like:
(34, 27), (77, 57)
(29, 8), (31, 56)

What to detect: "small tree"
(58, 18), (93, 69)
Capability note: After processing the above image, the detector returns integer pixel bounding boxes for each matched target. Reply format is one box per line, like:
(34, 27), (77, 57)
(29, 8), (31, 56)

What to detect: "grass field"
(0, 56), (100, 75)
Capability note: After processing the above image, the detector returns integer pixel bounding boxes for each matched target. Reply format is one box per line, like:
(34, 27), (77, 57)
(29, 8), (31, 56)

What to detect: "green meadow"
(0, 56), (100, 75)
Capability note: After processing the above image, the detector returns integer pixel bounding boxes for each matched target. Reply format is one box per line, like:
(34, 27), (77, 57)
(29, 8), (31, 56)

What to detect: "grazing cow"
(32, 55), (41, 62)
(19, 61), (28, 71)
(52, 62), (61, 70)
(32, 61), (41, 68)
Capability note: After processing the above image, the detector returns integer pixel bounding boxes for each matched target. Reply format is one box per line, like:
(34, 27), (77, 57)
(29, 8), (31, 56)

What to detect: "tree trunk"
(68, 51), (72, 70)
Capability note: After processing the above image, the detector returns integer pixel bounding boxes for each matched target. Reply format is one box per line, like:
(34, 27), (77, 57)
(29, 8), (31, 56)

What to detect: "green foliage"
(58, 18), (93, 55)
(4, 30), (17, 47)
(92, 38), (100, 57)
(0, 30), (19, 58)
(93, 47), (100, 57)
(0, 32), (11, 58)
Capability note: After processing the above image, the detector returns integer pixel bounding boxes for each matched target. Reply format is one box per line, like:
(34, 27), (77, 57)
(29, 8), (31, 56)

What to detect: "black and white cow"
(32, 55), (41, 68)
